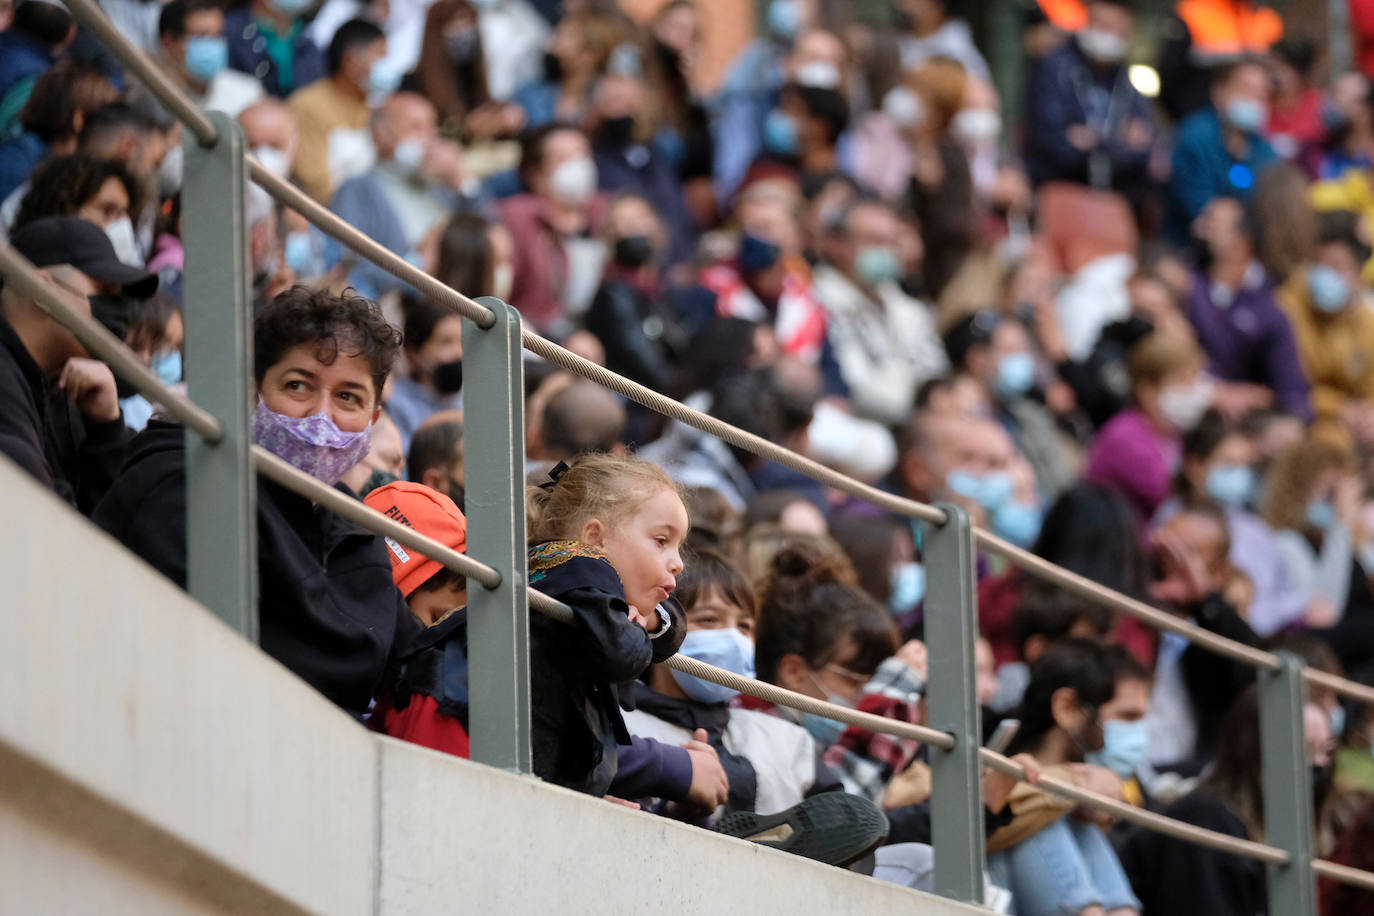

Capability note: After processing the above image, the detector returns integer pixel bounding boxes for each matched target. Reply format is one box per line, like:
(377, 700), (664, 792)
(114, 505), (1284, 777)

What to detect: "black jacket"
(0, 312), (130, 512)
(92, 422), (420, 718)
(584, 277), (687, 392)
(527, 540), (686, 796)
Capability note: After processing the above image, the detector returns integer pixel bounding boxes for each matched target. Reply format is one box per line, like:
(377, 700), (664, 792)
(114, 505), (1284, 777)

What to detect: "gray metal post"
(463, 298), (531, 773)
(182, 112), (257, 638)
(924, 502), (986, 904)
(1260, 652), (1317, 916)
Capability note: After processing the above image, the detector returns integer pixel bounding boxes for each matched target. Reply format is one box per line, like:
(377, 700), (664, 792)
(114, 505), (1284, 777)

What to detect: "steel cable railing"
(24, 0), (1374, 903)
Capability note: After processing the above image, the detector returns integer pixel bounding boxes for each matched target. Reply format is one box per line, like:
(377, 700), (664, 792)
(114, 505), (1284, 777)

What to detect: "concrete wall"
(0, 455), (986, 915)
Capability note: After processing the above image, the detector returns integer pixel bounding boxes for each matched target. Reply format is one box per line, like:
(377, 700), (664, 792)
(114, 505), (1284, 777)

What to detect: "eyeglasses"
(822, 663), (870, 690)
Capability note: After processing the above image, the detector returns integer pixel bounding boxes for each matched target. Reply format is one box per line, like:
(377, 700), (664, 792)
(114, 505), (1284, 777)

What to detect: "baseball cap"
(363, 481), (468, 597)
(9, 216), (158, 299)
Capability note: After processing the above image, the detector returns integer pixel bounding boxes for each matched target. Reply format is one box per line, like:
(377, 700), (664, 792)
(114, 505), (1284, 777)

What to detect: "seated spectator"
(327, 92), (473, 300)
(987, 638), (1141, 916)
(1167, 59), (1278, 241)
(944, 310), (1081, 496)
(226, 0), (328, 100)
(288, 19), (391, 205)
(761, 79), (849, 190)
(1278, 210), (1374, 446)
(409, 0), (524, 142)
(0, 63), (117, 206)
(93, 287), (418, 718)
(498, 123), (607, 336)
(540, 380), (626, 460)
(892, 407), (1018, 532)
(117, 291), (184, 431)
(0, 0), (74, 130)
(512, 7), (628, 130)
(1262, 439), (1374, 674)
(587, 53), (697, 266)
(1, 216), (154, 511)
(584, 193), (688, 391)
(1024, 0), (1156, 202)
(138, 0), (264, 120)
(1266, 37), (1325, 163)
(896, 0), (990, 81)
(1158, 410), (1309, 637)
(407, 409), (464, 508)
(13, 156), (143, 268)
(390, 296), (464, 450)
(1085, 331), (1211, 523)
(811, 195), (947, 426)
(1184, 196), (1310, 419)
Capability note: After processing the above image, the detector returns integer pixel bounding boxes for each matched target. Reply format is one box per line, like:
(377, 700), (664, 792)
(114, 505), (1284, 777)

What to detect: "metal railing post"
(924, 502), (986, 904)
(182, 112), (257, 637)
(1261, 651), (1317, 916)
(462, 297), (531, 772)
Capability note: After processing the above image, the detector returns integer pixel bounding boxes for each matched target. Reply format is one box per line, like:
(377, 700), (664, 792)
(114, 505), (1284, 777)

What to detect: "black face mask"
(445, 480), (466, 513)
(613, 235), (655, 269)
(598, 116), (637, 148)
(445, 28), (479, 63)
(542, 51), (563, 83)
(359, 468), (399, 497)
(90, 293), (133, 341)
(431, 359), (464, 396)
(654, 39), (682, 75)
(1312, 764), (1332, 813)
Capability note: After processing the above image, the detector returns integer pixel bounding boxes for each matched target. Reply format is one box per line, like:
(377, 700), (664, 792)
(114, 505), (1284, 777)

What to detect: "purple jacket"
(1084, 408), (1178, 523)
(1184, 267), (1312, 419)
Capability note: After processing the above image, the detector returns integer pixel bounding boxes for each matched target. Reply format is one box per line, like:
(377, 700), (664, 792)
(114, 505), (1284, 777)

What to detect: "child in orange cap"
(363, 480), (473, 757)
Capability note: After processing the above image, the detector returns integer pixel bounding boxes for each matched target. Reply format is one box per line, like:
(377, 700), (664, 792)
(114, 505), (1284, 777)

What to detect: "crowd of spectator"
(6, 0), (1374, 911)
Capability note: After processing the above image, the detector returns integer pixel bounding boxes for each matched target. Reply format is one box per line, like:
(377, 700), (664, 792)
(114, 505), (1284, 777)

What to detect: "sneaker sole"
(714, 792), (890, 867)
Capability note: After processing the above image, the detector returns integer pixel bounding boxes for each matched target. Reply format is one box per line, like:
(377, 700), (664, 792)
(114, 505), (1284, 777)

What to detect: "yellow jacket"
(1277, 267), (1374, 424)
(1309, 171), (1374, 287)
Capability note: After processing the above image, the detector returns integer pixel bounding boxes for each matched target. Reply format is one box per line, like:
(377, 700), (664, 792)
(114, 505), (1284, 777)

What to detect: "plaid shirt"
(822, 657), (928, 804)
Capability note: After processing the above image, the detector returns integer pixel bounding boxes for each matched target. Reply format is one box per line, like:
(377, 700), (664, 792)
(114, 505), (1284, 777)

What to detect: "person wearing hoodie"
(1278, 210), (1374, 447)
(93, 286), (420, 719)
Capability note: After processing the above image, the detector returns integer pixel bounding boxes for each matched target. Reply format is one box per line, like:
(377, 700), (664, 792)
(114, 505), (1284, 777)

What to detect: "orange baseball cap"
(363, 481), (468, 598)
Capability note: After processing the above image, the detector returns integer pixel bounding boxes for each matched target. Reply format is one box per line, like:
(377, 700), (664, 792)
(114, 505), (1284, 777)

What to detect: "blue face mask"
(1085, 719), (1149, 778)
(284, 231), (314, 276)
(1308, 264), (1352, 314)
(669, 627), (756, 704)
(767, 0), (802, 39)
(185, 35), (228, 83)
(995, 352), (1037, 398)
(150, 349), (182, 386)
(1308, 499), (1337, 531)
(763, 109), (800, 156)
(367, 58), (404, 96)
(1225, 98), (1267, 133)
(993, 501), (1043, 547)
(1331, 704), (1346, 739)
(1206, 464), (1256, 507)
(856, 246), (902, 286)
(889, 562), (925, 615)
(270, 0), (311, 17)
(947, 469), (1015, 512)
(795, 671), (854, 746)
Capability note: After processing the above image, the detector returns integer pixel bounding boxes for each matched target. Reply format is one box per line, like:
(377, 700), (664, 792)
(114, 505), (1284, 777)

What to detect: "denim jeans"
(988, 818), (1140, 916)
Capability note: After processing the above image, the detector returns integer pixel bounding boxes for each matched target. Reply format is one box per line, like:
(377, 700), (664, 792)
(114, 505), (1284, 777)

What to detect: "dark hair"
(710, 368), (784, 466)
(1029, 482), (1150, 601)
(1272, 36), (1317, 76)
(13, 0), (74, 45)
(1176, 409), (1231, 500)
(1211, 55), (1267, 89)
(400, 295), (458, 354)
(407, 415), (464, 482)
(159, 0), (222, 39)
(665, 316), (759, 402)
(19, 63), (116, 145)
(328, 18), (386, 75)
(754, 543), (898, 684)
(1316, 209), (1374, 264)
(1105, 642), (1152, 685)
(676, 549), (757, 623)
(1008, 637), (1117, 756)
(413, 566), (466, 598)
(683, 485), (744, 558)
(13, 154), (143, 232)
(786, 83), (849, 144)
(1199, 685), (1265, 837)
(829, 512), (904, 608)
(434, 211), (492, 299)
(1011, 592), (1113, 661)
(942, 310), (1001, 370)
(124, 292), (181, 352)
(79, 103), (160, 151)
(542, 380), (626, 456)
(253, 286), (401, 400)
(517, 122), (587, 182)
(744, 489), (820, 531)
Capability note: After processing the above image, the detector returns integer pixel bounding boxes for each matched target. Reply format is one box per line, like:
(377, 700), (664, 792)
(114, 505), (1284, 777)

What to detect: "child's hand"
(603, 796), (641, 811)
(682, 728), (730, 812)
(626, 604), (655, 631)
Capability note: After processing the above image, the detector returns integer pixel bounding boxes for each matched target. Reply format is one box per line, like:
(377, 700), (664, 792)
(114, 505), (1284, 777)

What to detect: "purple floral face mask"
(253, 400), (373, 486)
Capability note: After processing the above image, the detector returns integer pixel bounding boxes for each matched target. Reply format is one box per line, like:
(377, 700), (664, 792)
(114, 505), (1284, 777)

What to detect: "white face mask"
(492, 262), (514, 300)
(548, 156), (597, 206)
(1158, 377), (1214, 431)
(1077, 27), (1128, 64)
(951, 108), (1002, 145)
(157, 143), (184, 198)
(392, 137), (427, 177)
(882, 86), (926, 130)
(105, 216), (142, 267)
(794, 60), (841, 90)
(253, 145), (292, 179)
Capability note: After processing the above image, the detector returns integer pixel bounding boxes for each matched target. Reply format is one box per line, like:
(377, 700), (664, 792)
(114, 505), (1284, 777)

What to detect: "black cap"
(942, 309), (1002, 369)
(10, 216), (158, 299)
